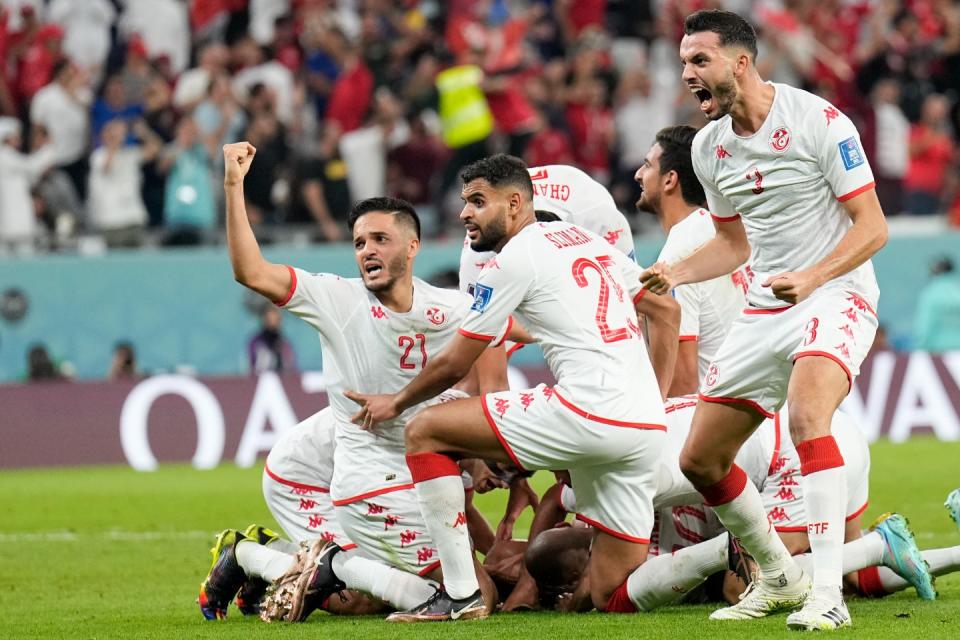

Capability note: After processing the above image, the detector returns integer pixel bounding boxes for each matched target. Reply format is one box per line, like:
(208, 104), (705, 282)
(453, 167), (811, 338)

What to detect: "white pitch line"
(0, 530), (216, 543)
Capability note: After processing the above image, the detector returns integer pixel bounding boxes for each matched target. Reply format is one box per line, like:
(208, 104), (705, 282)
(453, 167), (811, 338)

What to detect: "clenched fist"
(223, 142), (257, 186)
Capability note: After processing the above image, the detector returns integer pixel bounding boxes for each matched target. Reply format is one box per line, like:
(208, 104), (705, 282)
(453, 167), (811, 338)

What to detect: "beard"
(635, 189), (660, 216)
(362, 254), (407, 292)
(469, 212), (508, 252)
(708, 74), (737, 121)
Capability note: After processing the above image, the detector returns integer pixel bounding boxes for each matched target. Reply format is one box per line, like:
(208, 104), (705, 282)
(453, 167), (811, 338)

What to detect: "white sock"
(708, 477), (796, 582)
(626, 534), (729, 611)
(413, 475), (479, 599)
(331, 552), (439, 609)
(875, 546), (960, 592)
(792, 531), (885, 575)
(801, 465), (846, 594)
(265, 537), (300, 555)
(235, 540), (296, 582)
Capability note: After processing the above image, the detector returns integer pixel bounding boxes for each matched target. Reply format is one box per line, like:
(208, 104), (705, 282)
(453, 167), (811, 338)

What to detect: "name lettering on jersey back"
(544, 227), (592, 250)
(533, 182), (571, 201)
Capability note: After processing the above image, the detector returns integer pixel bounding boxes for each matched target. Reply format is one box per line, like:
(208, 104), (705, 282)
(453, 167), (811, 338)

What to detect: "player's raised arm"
(635, 288), (680, 400)
(223, 142), (292, 303)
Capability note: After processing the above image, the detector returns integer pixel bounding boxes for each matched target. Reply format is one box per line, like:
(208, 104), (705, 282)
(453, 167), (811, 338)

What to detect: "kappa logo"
(308, 515), (326, 529)
(779, 472), (799, 487)
(716, 145), (732, 159)
(824, 106), (839, 125)
(767, 507), (789, 523)
(298, 498), (318, 511)
(291, 487), (314, 496)
(494, 398), (510, 416)
(529, 168), (549, 181)
(604, 228), (624, 246)
(367, 503), (386, 515)
(399, 530), (419, 546)
(519, 392), (535, 411)
(425, 306), (445, 325)
(770, 126), (790, 152)
(774, 487), (797, 501)
(371, 306), (387, 319)
(417, 546), (436, 564)
(384, 514), (400, 529)
(836, 342), (851, 361)
(453, 512), (467, 528)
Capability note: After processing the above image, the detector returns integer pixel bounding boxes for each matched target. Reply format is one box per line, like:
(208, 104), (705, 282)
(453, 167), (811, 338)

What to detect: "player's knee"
(787, 403), (831, 442)
(679, 450), (716, 487)
(404, 412), (440, 454)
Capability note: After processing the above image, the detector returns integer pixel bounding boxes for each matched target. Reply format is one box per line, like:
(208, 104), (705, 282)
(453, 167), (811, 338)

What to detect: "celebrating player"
(212, 142), (506, 622)
(347, 154), (675, 621)
(640, 10), (888, 630)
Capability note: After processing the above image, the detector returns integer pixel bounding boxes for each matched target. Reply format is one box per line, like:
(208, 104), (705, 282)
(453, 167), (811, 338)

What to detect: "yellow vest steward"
(436, 64), (494, 148)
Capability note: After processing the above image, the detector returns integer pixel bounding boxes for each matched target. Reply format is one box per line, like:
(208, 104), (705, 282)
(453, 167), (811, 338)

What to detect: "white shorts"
(333, 487), (440, 576)
(648, 505), (724, 557)
(482, 384), (665, 542)
(763, 416), (871, 533)
(261, 466), (353, 548)
(701, 287), (878, 417)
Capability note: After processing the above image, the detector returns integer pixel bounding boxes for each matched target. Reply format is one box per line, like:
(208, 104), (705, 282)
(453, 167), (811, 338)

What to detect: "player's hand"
(223, 142), (256, 186)
(344, 391), (400, 430)
(639, 261), (676, 295)
(761, 270), (821, 304)
(464, 459), (508, 493)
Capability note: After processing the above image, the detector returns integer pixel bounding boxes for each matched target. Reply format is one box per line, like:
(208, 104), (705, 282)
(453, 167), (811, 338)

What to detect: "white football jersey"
(265, 407), (335, 489)
(280, 270), (504, 503)
(460, 221), (664, 425)
(657, 209), (750, 380)
(691, 83), (879, 310)
(459, 164), (635, 296)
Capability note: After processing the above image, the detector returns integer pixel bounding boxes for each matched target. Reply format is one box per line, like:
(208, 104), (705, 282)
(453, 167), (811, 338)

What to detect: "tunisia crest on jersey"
(425, 306), (445, 325)
(770, 127), (791, 153)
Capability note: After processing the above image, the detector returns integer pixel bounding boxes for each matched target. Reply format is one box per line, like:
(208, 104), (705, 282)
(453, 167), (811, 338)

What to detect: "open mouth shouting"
(691, 85), (715, 115)
(364, 260), (384, 278)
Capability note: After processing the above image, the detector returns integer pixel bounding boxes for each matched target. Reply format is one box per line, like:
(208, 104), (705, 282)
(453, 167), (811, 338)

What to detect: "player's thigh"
(787, 356), (850, 441)
(405, 396), (512, 462)
(680, 400), (764, 484)
(588, 530), (649, 609)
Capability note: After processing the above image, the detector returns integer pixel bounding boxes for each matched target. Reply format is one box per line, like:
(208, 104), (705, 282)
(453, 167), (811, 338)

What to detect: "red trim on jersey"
(837, 181), (876, 203)
(275, 265), (298, 307)
(743, 305), (794, 315)
(792, 350), (852, 392)
(505, 342), (525, 358)
(846, 501), (869, 522)
(552, 388), (667, 430)
(491, 316), (514, 348)
(575, 513), (650, 544)
(633, 289), (646, 304)
(340, 543), (358, 551)
(418, 560), (442, 576)
(263, 462), (330, 493)
(481, 396), (526, 470)
(679, 335), (699, 342)
(699, 464), (748, 506)
(698, 393), (775, 419)
(711, 213), (741, 223)
(768, 413), (783, 477)
(458, 328), (496, 342)
(330, 483), (415, 506)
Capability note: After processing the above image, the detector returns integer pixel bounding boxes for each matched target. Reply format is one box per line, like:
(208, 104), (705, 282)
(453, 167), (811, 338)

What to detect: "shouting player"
(641, 10), (888, 630)
(347, 154), (675, 621)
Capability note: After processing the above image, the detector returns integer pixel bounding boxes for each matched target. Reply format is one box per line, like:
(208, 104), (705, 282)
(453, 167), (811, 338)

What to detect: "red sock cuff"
(699, 464), (748, 507)
(604, 581), (637, 613)
(856, 566), (887, 598)
(406, 452), (460, 483)
(795, 435), (844, 475)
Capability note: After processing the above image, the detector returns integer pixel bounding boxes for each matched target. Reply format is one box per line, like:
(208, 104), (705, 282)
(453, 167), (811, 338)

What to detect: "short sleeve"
(674, 284), (701, 341)
(811, 105), (876, 202)
(459, 246), (534, 342)
(279, 267), (360, 335)
(692, 133), (739, 222)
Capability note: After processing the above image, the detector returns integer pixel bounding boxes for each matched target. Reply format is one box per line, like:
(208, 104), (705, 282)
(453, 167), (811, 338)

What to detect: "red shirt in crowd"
(904, 125), (955, 194)
(326, 58), (373, 133)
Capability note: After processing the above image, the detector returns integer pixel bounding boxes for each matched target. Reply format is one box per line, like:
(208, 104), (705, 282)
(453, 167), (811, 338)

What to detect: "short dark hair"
(347, 196), (421, 239)
(459, 154), (533, 200)
(684, 10), (758, 60)
(534, 209), (562, 223)
(655, 125), (706, 207)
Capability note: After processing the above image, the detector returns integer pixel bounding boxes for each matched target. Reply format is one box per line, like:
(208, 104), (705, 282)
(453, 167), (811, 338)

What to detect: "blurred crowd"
(0, 0), (959, 255)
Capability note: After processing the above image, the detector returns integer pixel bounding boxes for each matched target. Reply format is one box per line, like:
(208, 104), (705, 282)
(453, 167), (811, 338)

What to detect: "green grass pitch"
(2, 437), (958, 639)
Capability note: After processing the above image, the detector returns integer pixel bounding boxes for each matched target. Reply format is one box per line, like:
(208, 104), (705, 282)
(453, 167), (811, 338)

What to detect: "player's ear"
(407, 235), (420, 259)
(663, 169), (679, 193)
(508, 189), (523, 215)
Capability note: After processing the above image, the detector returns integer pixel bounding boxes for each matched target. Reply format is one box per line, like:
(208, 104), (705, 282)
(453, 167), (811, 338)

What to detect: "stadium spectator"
(231, 35), (295, 126)
(25, 342), (68, 381)
(194, 73), (247, 153)
(904, 93), (956, 215)
(29, 123), (83, 245)
(86, 119), (161, 248)
(47, 0), (115, 80)
(0, 116), (56, 252)
(107, 340), (140, 380)
(870, 79), (910, 216)
(172, 42), (230, 111)
(140, 77), (178, 227)
(247, 306), (297, 375)
(91, 74), (142, 146)
(159, 117), (216, 245)
(914, 257), (960, 352)
(118, 0), (190, 76)
(117, 35), (156, 107)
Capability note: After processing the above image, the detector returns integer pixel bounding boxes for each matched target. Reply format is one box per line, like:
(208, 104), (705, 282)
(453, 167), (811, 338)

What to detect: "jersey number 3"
(399, 334), (427, 369)
(572, 256), (630, 343)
